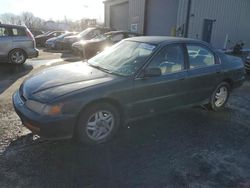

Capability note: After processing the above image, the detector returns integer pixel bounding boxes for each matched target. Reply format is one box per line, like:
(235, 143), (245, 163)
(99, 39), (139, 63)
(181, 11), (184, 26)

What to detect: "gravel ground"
(0, 50), (249, 187)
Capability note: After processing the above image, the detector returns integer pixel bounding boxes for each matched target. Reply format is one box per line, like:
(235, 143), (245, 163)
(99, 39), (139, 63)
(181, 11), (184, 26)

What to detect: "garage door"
(145, 0), (179, 36)
(110, 2), (129, 30)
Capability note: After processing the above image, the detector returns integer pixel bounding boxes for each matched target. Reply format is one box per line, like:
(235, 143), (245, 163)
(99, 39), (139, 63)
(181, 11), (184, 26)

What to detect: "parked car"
(63, 27), (113, 50)
(0, 23), (38, 64)
(35, 31), (65, 47)
(45, 32), (78, 49)
(13, 37), (245, 144)
(29, 29), (44, 37)
(245, 54), (250, 74)
(72, 31), (140, 59)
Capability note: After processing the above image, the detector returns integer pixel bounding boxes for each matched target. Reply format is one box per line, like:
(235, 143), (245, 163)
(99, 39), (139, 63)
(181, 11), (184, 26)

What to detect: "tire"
(76, 103), (121, 145)
(209, 82), (230, 111)
(9, 49), (27, 64)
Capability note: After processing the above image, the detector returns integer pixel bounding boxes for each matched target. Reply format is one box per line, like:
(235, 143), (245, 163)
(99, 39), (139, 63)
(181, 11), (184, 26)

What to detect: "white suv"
(0, 23), (39, 64)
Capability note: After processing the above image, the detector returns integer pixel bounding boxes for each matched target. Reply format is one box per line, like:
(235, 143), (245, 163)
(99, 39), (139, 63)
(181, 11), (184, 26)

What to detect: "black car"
(72, 31), (140, 59)
(35, 31), (65, 46)
(13, 37), (245, 144)
(29, 29), (44, 37)
(62, 27), (113, 50)
(245, 54), (250, 74)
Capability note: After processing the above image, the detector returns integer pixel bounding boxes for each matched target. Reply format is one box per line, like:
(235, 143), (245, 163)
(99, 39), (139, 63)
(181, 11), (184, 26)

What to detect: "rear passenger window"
(187, 45), (215, 69)
(12, 28), (26, 36)
(0, 27), (10, 37)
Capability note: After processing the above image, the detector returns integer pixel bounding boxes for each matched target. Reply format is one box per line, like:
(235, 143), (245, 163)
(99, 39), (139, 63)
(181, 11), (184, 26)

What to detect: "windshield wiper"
(87, 63), (112, 74)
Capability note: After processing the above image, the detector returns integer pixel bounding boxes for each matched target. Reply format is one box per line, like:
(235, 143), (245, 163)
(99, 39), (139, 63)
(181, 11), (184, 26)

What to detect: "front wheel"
(76, 103), (120, 145)
(209, 82), (230, 111)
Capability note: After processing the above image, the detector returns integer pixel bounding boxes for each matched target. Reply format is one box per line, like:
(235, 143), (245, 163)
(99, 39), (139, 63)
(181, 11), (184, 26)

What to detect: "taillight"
(26, 29), (34, 40)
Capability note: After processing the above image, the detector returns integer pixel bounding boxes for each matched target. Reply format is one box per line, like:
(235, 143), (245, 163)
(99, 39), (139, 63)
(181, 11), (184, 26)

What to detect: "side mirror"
(143, 67), (161, 78)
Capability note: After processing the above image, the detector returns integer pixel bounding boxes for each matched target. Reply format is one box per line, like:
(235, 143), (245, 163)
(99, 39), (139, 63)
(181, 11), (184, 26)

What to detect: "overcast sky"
(0, 0), (104, 21)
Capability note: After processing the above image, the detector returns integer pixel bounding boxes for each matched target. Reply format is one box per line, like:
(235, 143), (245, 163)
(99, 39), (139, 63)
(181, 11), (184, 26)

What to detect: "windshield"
(78, 28), (94, 37)
(57, 33), (72, 39)
(88, 40), (156, 76)
(93, 34), (107, 40)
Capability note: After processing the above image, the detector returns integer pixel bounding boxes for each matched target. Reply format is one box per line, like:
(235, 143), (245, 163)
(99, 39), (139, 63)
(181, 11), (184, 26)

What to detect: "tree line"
(0, 12), (99, 31)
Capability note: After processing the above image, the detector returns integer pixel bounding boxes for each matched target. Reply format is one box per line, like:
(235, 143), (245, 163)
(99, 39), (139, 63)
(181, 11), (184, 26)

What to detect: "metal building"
(104, 0), (250, 49)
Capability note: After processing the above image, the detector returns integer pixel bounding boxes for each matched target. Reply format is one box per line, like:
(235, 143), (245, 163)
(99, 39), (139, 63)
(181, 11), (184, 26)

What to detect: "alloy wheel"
(10, 51), (25, 64)
(214, 86), (228, 107)
(86, 110), (114, 141)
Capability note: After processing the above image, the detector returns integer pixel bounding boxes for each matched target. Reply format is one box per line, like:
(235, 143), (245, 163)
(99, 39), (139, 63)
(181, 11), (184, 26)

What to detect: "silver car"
(0, 23), (39, 64)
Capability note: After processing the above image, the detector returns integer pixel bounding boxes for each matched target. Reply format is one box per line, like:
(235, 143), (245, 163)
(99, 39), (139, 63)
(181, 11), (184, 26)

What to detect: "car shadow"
(0, 63), (33, 94)
(1, 107), (250, 187)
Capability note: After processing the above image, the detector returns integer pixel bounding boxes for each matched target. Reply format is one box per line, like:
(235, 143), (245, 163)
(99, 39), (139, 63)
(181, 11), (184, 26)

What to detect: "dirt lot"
(0, 50), (250, 188)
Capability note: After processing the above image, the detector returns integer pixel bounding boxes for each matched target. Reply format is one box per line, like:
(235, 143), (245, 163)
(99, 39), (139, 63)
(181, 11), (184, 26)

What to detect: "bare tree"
(21, 12), (35, 28)
(0, 13), (21, 25)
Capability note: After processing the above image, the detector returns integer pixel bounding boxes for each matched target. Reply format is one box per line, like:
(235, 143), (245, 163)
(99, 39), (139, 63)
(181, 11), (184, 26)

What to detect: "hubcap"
(86, 111), (114, 141)
(11, 51), (25, 64)
(215, 86), (228, 107)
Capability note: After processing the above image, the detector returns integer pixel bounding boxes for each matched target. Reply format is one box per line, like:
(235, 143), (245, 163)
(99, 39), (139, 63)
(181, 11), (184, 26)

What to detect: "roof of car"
(0, 23), (26, 29)
(105, 30), (140, 35)
(127, 36), (202, 45)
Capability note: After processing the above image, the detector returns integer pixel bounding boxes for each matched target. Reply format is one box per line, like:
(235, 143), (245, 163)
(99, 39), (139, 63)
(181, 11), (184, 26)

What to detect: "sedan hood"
(22, 62), (114, 103)
(65, 35), (80, 40)
(47, 37), (57, 42)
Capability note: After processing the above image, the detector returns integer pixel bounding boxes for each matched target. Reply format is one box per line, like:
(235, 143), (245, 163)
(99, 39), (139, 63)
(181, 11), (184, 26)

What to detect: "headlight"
(26, 100), (63, 115)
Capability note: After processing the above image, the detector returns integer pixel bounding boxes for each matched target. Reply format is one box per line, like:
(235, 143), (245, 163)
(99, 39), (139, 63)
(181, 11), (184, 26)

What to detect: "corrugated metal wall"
(177, 0), (250, 48)
(110, 2), (129, 30)
(104, 0), (145, 33)
(128, 0), (145, 34)
(104, 0), (129, 29)
(144, 0), (179, 36)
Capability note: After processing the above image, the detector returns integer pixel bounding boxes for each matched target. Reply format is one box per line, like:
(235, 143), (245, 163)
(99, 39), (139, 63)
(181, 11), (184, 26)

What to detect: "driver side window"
(148, 44), (184, 75)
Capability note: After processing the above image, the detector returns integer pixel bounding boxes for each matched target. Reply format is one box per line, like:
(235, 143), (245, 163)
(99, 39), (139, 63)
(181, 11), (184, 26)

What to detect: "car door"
(184, 43), (223, 104)
(130, 43), (188, 118)
(0, 26), (12, 58)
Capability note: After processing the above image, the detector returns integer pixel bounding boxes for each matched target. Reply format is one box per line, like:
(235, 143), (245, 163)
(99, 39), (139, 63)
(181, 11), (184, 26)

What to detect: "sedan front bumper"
(12, 91), (76, 140)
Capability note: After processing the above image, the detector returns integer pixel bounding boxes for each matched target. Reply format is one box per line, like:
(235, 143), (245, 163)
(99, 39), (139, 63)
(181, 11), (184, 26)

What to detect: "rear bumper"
(61, 42), (73, 50)
(71, 46), (82, 55)
(12, 91), (76, 140)
(27, 48), (39, 58)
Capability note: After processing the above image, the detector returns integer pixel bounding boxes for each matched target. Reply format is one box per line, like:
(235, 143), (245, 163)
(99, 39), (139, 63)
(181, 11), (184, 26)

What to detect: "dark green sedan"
(13, 37), (245, 144)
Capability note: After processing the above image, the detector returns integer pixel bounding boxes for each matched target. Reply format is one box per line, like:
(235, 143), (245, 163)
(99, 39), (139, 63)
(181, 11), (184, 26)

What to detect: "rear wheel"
(209, 82), (230, 111)
(9, 49), (26, 64)
(76, 103), (120, 145)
